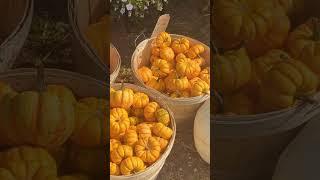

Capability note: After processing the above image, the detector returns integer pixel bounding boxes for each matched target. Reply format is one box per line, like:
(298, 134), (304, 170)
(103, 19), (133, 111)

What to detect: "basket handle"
(150, 14), (170, 38)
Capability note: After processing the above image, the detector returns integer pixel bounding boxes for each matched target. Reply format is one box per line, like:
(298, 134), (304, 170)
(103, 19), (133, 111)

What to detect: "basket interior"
(0, 0), (28, 44)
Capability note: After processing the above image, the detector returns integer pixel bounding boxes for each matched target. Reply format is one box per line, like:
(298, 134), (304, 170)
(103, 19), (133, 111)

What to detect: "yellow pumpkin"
(151, 46), (161, 56)
(152, 123), (173, 140)
(138, 66), (154, 83)
(123, 129), (138, 146)
(120, 157), (146, 175)
(110, 162), (120, 175)
(190, 79), (210, 97)
(110, 145), (133, 164)
(146, 77), (166, 92)
(0, 146), (58, 179)
(155, 32), (172, 48)
(110, 108), (130, 139)
(213, 48), (251, 95)
(135, 137), (161, 163)
(260, 60), (318, 111)
(71, 97), (106, 147)
(223, 91), (255, 115)
(213, 0), (274, 49)
(193, 57), (205, 67)
(133, 92), (150, 109)
(165, 71), (190, 92)
(144, 102), (160, 122)
(185, 44), (205, 59)
(110, 139), (121, 152)
(175, 53), (187, 62)
(155, 108), (170, 126)
(136, 123), (152, 139)
(176, 58), (201, 79)
(170, 90), (191, 98)
(150, 55), (159, 64)
(153, 137), (169, 153)
(0, 85), (75, 147)
(199, 67), (210, 85)
(287, 18), (320, 78)
(110, 87), (134, 110)
(160, 47), (175, 63)
(151, 59), (171, 78)
(171, 38), (190, 54)
(128, 116), (141, 126)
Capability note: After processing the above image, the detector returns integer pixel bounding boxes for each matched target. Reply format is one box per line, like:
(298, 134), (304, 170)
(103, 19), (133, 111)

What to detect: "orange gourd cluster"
(110, 87), (173, 176)
(137, 32), (210, 98)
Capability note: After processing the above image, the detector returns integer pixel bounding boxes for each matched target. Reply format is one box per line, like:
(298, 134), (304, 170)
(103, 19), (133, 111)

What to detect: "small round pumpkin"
(110, 139), (121, 152)
(110, 162), (120, 175)
(151, 46), (161, 56)
(133, 92), (149, 109)
(110, 145), (133, 164)
(110, 108), (130, 139)
(152, 123), (173, 140)
(191, 79), (210, 97)
(128, 116), (141, 126)
(136, 123), (152, 139)
(135, 137), (161, 163)
(160, 47), (175, 63)
(171, 38), (190, 54)
(144, 102), (160, 122)
(138, 66), (153, 83)
(151, 59), (171, 78)
(155, 108), (170, 126)
(154, 136), (169, 152)
(176, 58), (201, 79)
(123, 129), (138, 146)
(165, 71), (190, 92)
(120, 157), (146, 175)
(155, 32), (172, 48)
(110, 87), (134, 110)
(176, 53), (187, 62)
(185, 44), (205, 58)
(146, 77), (166, 92)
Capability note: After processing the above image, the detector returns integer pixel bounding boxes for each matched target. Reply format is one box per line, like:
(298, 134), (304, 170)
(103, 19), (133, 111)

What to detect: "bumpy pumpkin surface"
(155, 32), (172, 48)
(191, 79), (210, 97)
(154, 137), (169, 152)
(151, 59), (171, 78)
(171, 38), (190, 54)
(120, 157), (146, 175)
(152, 123), (173, 140)
(110, 88), (134, 110)
(111, 145), (134, 164)
(160, 47), (175, 63)
(144, 102), (160, 122)
(110, 139), (121, 152)
(146, 77), (166, 92)
(136, 123), (152, 139)
(132, 92), (149, 109)
(185, 44), (205, 59)
(135, 137), (161, 163)
(138, 66), (153, 83)
(0, 85), (75, 147)
(165, 71), (190, 92)
(176, 58), (201, 79)
(123, 129), (138, 146)
(110, 162), (120, 176)
(110, 108), (130, 139)
(155, 108), (171, 126)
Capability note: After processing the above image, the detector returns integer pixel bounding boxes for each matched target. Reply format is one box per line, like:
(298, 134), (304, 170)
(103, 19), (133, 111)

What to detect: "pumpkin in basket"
(138, 66), (153, 83)
(0, 85), (75, 147)
(136, 123), (153, 139)
(213, 0), (274, 49)
(165, 71), (190, 93)
(144, 102), (160, 122)
(286, 18), (320, 78)
(123, 129), (138, 147)
(110, 145), (134, 164)
(146, 77), (166, 92)
(213, 48), (251, 95)
(110, 162), (120, 176)
(171, 38), (190, 54)
(176, 58), (201, 79)
(135, 137), (161, 163)
(259, 60), (318, 111)
(110, 108), (130, 139)
(155, 108), (171, 126)
(133, 92), (150, 109)
(190, 78), (210, 97)
(152, 123), (173, 140)
(71, 97), (107, 147)
(120, 157), (146, 175)
(160, 47), (175, 63)
(110, 87), (134, 110)
(185, 44), (205, 59)
(151, 59), (172, 78)
(0, 146), (58, 179)
(155, 32), (172, 48)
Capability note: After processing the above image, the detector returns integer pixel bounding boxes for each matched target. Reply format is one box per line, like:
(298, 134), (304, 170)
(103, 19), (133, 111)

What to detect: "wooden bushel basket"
(0, 0), (33, 72)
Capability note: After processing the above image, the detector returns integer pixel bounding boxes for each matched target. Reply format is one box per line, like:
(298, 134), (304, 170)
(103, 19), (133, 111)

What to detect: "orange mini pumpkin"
(154, 136), (169, 152)
(138, 66), (153, 83)
(135, 137), (161, 163)
(160, 47), (175, 63)
(171, 38), (190, 54)
(155, 32), (172, 48)
(110, 108), (130, 139)
(185, 44), (205, 58)
(146, 77), (166, 92)
(110, 88), (134, 110)
(110, 139), (121, 152)
(133, 92), (149, 109)
(155, 108), (170, 126)
(123, 129), (138, 146)
(151, 59), (171, 78)
(152, 123), (173, 140)
(165, 71), (190, 92)
(136, 123), (152, 139)
(176, 58), (201, 79)
(144, 102), (160, 122)
(151, 46), (161, 56)
(120, 157), (145, 175)
(190, 79), (210, 97)
(110, 162), (120, 175)
(110, 144), (133, 164)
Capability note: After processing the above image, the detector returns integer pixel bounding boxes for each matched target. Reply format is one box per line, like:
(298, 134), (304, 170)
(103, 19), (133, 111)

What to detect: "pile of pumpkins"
(110, 86), (173, 176)
(0, 82), (106, 179)
(213, 0), (320, 115)
(137, 32), (210, 98)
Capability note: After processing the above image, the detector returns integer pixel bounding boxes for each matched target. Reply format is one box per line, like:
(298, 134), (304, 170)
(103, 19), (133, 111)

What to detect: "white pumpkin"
(193, 99), (210, 164)
(273, 115), (320, 180)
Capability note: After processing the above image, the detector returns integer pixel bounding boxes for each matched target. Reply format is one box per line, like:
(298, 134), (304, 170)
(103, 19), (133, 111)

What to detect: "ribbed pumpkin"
(128, 116), (141, 126)
(111, 145), (133, 164)
(71, 97), (106, 147)
(155, 32), (172, 48)
(199, 67), (210, 85)
(110, 87), (134, 110)
(213, 48), (251, 95)
(135, 137), (161, 163)
(110, 139), (121, 152)
(185, 44), (205, 59)
(110, 108), (130, 139)
(154, 137), (169, 153)
(165, 71), (190, 92)
(120, 157), (146, 175)
(171, 38), (190, 54)
(152, 123), (173, 140)
(160, 47), (175, 63)
(138, 66), (154, 83)
(176, 58), (201, 79)
(0, 85), (75, 147)
(151, 59), (171, 78)
(144, 102), (160, 122)
(155, 108), (171, 126)
(146, 77), (166, 92)
(190, 79), (210, 97)
(136, 123), (152, 139)
(133, 92), (150, 109)
(110, 162), (120, 175)
(123, 129), (138, 146)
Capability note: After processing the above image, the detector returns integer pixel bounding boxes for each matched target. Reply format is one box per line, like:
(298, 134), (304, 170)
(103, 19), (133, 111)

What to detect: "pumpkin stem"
(312, 18), (320, 41)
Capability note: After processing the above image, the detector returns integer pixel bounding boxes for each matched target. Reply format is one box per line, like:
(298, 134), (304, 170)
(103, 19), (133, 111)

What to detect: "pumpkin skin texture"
(199, 67), (210, 85)
(155, 32), (172, 48)
(171, 38), (190, 54)
(110, 139), (121, 152)
(123, 129), (138, 147)
(155, 108), (170, 126)
(136, 123), (152, 139)
(165, 71), (190, 92)
(150, 55), (159, 64)
(120, 157), (146, 175)
(152, 123), (173, 140)
(71, 97), (106, 147)
(185, 44), (205, 59)
(111, 145), (133, 164)
(176, 58), (201, 79)
(223, 92), (255, 115)
(213, 48), (251, 95)
(246, 7), (290, 58)
(260, 60), (318, 111)
(151, 46), (161, 57)
(286, 18), (320, 78)
(151, 59), (171, 78)
(133, 92), (150, 109)
(176, 53), (187, 62)
(154, 137), (169, 152)
(110, 88), (134, 110)
(110, 108), (130, 139)
(146, 77), (166, 92)
(130, 108), (144, 119)
(135, 137), (161, 163)
(110, 162), (120, 175)
(0, 85), (75, 148)
(213, 0), (274, 49)
(138, 66), (153, 83)
(160, 47), (175, 63)
(0, 146), (58, 180)
(144, 102), (160, 122)
(170, 90), (191, 98)
(191, 79), (210, 97)
(128, 116), (141, 126)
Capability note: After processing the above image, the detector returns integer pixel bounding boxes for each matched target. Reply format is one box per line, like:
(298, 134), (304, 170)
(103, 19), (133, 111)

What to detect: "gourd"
(146, 77), (166, 92)
(185, 44), (205, 59)
(110, 162), (120, 176)
(194, 99), (210, 164)
(155, 108), (171, 126)
(213, 48), (251, 95)
(165, 71), (190, 92)
(135, 137), (161, 163)
(132, 92), (149, 109)
(110, 87), (134, 110)
(190, 79), (210, 97)
(259, 60), (318, 111)
(120, 157), (146, 175)
(136, 123), (152, 139)
(151, 59), (171, 78)
(71, 97), (107, 147)
(110, 139), (121, 152)
(171, 38), (190, 54)
(160, 47), (175, 63)
(110, 108), (130, 139)
(123, 129), (138, 146)
(152, 123), (173, 140)
(0, 85), (76, 147)
(199, 67), (210, 85)
(110, 145), (133, 164)
(138, 66), (153, 83)
(176, 58), (201, 79)
(144, 102), (160, 122)
(154, 137), (168, 152)
(286, 18), (320, 78)
(155, 32), (172, 48)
